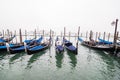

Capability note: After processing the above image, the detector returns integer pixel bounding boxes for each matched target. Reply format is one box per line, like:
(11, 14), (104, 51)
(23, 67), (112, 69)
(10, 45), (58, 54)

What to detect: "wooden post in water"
(2, 30), (4, 37)
(52, 31), (54, 37)
(19, 29), (22, 44)
(15, 30), (17, 43)
(98, 32), (101, 38)
(25, 30), (27, 40)
(69, 31), (71, 41)
(116, 31), (119, 40)
(10, 31), (12, 37)
(34, 29), (37, 39)
(89, 30), (93, 41)
(43, 30), (44, 37)
(11, 31), (13, 43)
(108, 33), (110, 41)
(76, 26), (80, 54)
(7, 29), (10, 37)
(103, 32), (106, 41)
(64, 27), (66, 38)
(86, 31), (88, 41)
(7, 29), (10, 43)
(50, 29), (52, 37)
(95, 32), (98, 42)
(102, 32), (106, 45)
(113, 19), (118, 47)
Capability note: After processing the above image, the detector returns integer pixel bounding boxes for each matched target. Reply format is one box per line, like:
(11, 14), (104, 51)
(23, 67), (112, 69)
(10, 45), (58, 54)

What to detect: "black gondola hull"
(26, 45), (50, 55)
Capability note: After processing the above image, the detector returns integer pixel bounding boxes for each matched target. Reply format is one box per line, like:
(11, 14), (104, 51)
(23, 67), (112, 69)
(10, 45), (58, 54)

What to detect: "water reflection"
(48, 47), (52, 63)
(26, 51), (46, 69)
(0, 51), (8, 70)
(67, 51), (77, 68)
(55, 53), (64, 68)
(0, 51), (8, 60)
(9, 52), (25, 63)
(93, 50), (117, 79)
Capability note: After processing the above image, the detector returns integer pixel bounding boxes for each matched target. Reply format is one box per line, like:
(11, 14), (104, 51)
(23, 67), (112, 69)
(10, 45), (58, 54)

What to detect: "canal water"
(0, 37), (120, 80)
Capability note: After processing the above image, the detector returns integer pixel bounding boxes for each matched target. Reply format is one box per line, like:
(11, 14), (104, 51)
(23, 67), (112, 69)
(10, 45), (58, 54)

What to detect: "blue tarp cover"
(56, 45), (64, 51)
(98, 38), (113, 44)
(68, 45), (76, 50)
(78, 37), (83, 42)
(30, 45), (44, 51)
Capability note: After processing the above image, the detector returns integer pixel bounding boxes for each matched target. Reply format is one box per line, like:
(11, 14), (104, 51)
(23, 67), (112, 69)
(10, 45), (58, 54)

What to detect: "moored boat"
(26, 37), (52, 55)
(0, 43), (22, 51)
(63, 38), (77, 54)
(7, 36), (43, 54)
(0, 35), (15, 43)
(78, 37), (120, 53)
(55, 37), (64, 53)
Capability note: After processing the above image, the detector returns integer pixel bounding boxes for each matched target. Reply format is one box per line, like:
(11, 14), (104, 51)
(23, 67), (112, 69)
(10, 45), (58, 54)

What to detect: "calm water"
(0, 37), (120, 80)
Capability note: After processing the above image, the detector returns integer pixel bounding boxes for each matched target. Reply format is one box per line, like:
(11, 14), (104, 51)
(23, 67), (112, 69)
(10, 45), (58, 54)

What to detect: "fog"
(0, 0), (120, 34)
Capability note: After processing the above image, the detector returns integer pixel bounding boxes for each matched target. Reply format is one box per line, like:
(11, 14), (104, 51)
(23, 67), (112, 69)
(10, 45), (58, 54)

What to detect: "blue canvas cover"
(29, 45), (44, 51)
(68, 45), (76, 50)
(98, 38), (113, 44)
(78, 37), (83, 42)
(56, 45), (64, 51)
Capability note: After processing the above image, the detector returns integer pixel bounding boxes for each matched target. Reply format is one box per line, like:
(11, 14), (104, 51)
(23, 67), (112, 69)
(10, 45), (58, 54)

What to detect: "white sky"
(0, 0), (120, 34)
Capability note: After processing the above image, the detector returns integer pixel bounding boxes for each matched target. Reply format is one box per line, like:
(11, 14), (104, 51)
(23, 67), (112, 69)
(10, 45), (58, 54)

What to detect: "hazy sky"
(0, 0), (120, 34)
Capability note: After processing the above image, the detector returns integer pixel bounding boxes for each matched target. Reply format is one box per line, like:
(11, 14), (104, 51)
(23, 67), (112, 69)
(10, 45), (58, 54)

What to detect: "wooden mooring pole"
(43, 30), (44, 37)
(2, 30), (4, 37)
(34, 29), (37, 39)
(108, 33), (110, 41)
(95, 32), (98, 42)
(69, 31), (71, 41)
(19, 29), (22, 44)
(25, 30), (27, 40)
(98, 32), (101, 38)
(113, 19), (118, 47)
(15, 30), (17, 43)
(86, 31), (88, 41)
(7, 29), (10, 43)
(76, 26), (80, 54)
(64, 27), (66, 38)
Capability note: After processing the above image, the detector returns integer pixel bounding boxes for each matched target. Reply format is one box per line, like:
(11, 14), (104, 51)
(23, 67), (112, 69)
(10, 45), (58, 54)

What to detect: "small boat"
(55, 37), (64, 53)
(0, 35), (15, 43)
(63, 38), (77, 54)
(26, 37), (52, 55)
(7, 36), (43, 54)
(8, 45), (27, 54)
(0, 43), (22, 51)
(78, 37), (119, 52)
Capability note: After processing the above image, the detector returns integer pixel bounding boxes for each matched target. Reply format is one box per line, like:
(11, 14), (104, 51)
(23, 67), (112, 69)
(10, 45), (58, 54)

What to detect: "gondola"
(0, 43), (22, 51)
(63, 38), (77, 54)
(26, 37), (52, 55)
(78, 37), (120, 52)
(55, 37), (64, 53)
(8, 45), (27, 54)
(7, 36), (43, 54)
(0, 35), (15, 43)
